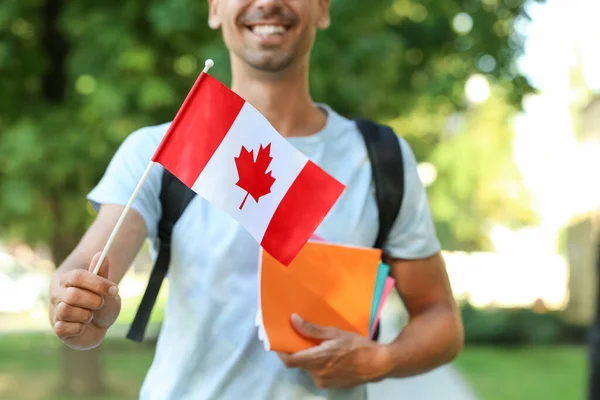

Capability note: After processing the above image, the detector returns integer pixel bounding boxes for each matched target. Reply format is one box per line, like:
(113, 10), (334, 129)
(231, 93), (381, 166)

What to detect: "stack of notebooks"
(255, 239), (395, 353)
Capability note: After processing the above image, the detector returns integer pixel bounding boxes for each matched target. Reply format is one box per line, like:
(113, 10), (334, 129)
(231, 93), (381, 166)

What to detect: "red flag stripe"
(152, 73), (245, 187)
(260, 161), (345, 266)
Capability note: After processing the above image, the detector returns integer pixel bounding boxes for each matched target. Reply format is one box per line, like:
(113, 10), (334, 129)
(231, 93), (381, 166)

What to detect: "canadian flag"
(151, 72), (346, 266)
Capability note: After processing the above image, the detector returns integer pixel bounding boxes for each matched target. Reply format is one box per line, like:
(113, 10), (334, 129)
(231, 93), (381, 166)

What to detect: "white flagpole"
(91, 161), (155, 274)
(92, 59), (215, 275)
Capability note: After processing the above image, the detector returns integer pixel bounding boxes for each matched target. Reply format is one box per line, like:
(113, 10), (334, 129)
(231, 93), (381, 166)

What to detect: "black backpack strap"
(126, 169), (196, 342)
(354, 118), (405, 252)
(354, 118), (405, 342)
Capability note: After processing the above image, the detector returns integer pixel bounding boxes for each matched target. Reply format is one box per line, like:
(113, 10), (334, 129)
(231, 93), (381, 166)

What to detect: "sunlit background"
(1, 0), (599, 399)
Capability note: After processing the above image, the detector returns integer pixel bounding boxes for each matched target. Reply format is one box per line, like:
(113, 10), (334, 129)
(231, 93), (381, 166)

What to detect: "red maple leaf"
(234, 143), (276, 210)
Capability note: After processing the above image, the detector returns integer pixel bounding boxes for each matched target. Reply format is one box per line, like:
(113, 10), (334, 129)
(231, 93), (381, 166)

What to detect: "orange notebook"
(256, 241), (381, 353)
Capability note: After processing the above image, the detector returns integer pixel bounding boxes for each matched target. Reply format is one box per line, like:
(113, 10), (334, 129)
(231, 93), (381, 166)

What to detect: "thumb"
(291, 314), (339, 340)
(89, 252), (111, 280)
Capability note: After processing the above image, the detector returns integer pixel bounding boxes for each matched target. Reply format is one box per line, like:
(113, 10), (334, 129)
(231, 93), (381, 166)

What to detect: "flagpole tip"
(204, 59), (215, 72)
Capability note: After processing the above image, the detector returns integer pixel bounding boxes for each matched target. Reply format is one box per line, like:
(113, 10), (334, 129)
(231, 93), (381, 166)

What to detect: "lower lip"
(246, 28), (289, 46)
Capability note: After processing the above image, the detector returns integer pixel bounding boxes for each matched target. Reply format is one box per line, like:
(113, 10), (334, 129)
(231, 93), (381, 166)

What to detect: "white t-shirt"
(87, 104), (441, 400)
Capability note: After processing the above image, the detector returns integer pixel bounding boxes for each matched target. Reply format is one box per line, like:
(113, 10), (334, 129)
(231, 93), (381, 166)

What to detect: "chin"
(242, 52), (296, 74)
(250, 59), (294, 73)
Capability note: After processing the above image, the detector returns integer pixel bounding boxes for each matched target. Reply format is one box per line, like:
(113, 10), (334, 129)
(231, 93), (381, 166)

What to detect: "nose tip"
(253, 0), (284, 8)
(241, 0), (295, 25)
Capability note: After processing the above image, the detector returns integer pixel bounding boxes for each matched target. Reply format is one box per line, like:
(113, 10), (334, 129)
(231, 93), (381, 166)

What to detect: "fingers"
(291, 314), (338, 340)
(54, 302), (94, 324)
(278, 345), (330, 369)
(50, 254), (119, 346)
(59, 267), (118, 298)
(279, 314), (345, 369)
(53, 321), (86, 340)
(89, 252), (111, 280)
(58, 286), (105, 310)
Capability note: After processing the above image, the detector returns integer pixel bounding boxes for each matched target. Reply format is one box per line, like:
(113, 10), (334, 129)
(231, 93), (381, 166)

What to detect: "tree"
(414, 86), (538, 250)
(0, 0), (543, 395)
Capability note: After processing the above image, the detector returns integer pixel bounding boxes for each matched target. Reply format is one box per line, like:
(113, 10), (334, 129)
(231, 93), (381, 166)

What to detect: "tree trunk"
(52, 235), (107, 396)
(60, 346), (105, 396)
(41, 0), (107, 395)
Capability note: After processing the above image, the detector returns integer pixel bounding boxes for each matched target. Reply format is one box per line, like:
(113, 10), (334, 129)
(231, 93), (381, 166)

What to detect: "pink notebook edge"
(369, 277), (395, 339)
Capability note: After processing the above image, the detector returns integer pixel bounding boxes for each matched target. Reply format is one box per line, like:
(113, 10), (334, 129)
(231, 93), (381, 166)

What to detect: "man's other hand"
(49, 252), (121, 350)
(277, 314), (391, 389)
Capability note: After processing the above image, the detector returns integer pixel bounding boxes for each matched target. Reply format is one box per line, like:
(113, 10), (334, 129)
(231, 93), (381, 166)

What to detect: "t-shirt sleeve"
(383, 137), (441, 259)
(87, 127), (163, 241)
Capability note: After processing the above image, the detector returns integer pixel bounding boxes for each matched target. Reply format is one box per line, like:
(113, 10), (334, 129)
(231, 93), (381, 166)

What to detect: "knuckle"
(55, 321), (85, 339)
(53, 324), (63, 338)
(94, 282), (106, 295)
(64, 287), (80, 305)
(322, 327), (336, 337)
(54, 302), (69, 320)
(68, 269), (85, 286)
(49, 291), (60, 306)
(54, 322), (69, 338)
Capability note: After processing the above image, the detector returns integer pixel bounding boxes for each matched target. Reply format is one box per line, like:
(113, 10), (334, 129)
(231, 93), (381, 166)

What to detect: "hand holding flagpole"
(91, 59), (215, 275)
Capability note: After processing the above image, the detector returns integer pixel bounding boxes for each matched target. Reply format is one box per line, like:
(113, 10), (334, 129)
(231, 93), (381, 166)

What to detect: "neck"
(229, 55), (326, 138)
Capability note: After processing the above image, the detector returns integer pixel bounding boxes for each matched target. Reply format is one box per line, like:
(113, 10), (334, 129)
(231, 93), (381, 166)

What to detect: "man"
(48, 1), (463, 399)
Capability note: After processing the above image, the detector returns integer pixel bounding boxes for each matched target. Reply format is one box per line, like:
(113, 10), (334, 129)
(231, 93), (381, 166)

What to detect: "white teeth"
(251, 25), (287, 36)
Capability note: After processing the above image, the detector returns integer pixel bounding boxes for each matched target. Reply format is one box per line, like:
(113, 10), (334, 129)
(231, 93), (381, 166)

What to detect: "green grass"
(0, 334), (155, 400)
(0, 333), (587, 400)
(455, 345), (587, 400)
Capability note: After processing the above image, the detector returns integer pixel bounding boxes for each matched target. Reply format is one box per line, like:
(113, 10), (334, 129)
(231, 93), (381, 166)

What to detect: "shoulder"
(396, 135), (419, 170)
(91, 121), (174, 197)
(87, 122), (173, 239)
(316, 106), (421, 181)
(324, 106), (418, 171)
(315, 104), (362, 142)
(110, 122), (173, 176)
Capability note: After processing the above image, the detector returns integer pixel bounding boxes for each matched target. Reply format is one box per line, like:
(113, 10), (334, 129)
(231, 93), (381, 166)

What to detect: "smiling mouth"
(246, 24), (290, 37)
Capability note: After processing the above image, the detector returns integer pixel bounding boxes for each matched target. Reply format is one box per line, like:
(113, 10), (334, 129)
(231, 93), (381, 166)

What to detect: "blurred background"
(0, 0), (599, 399)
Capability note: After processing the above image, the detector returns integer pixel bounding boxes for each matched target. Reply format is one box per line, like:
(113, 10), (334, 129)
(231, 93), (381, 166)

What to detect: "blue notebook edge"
(369, 262), (390, 333)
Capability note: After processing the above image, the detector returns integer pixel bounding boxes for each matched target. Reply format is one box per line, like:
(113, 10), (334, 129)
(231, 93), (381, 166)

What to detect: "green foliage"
(317, 0), (540, 119)
(385, 86), (539, 249)
(0, 0), (543, 256)
(422, 92), (538, 249)
(461, 303), (587, 345)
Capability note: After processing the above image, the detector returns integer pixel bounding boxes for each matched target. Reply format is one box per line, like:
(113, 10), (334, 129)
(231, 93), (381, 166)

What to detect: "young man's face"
(208, 0), (330, 73)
